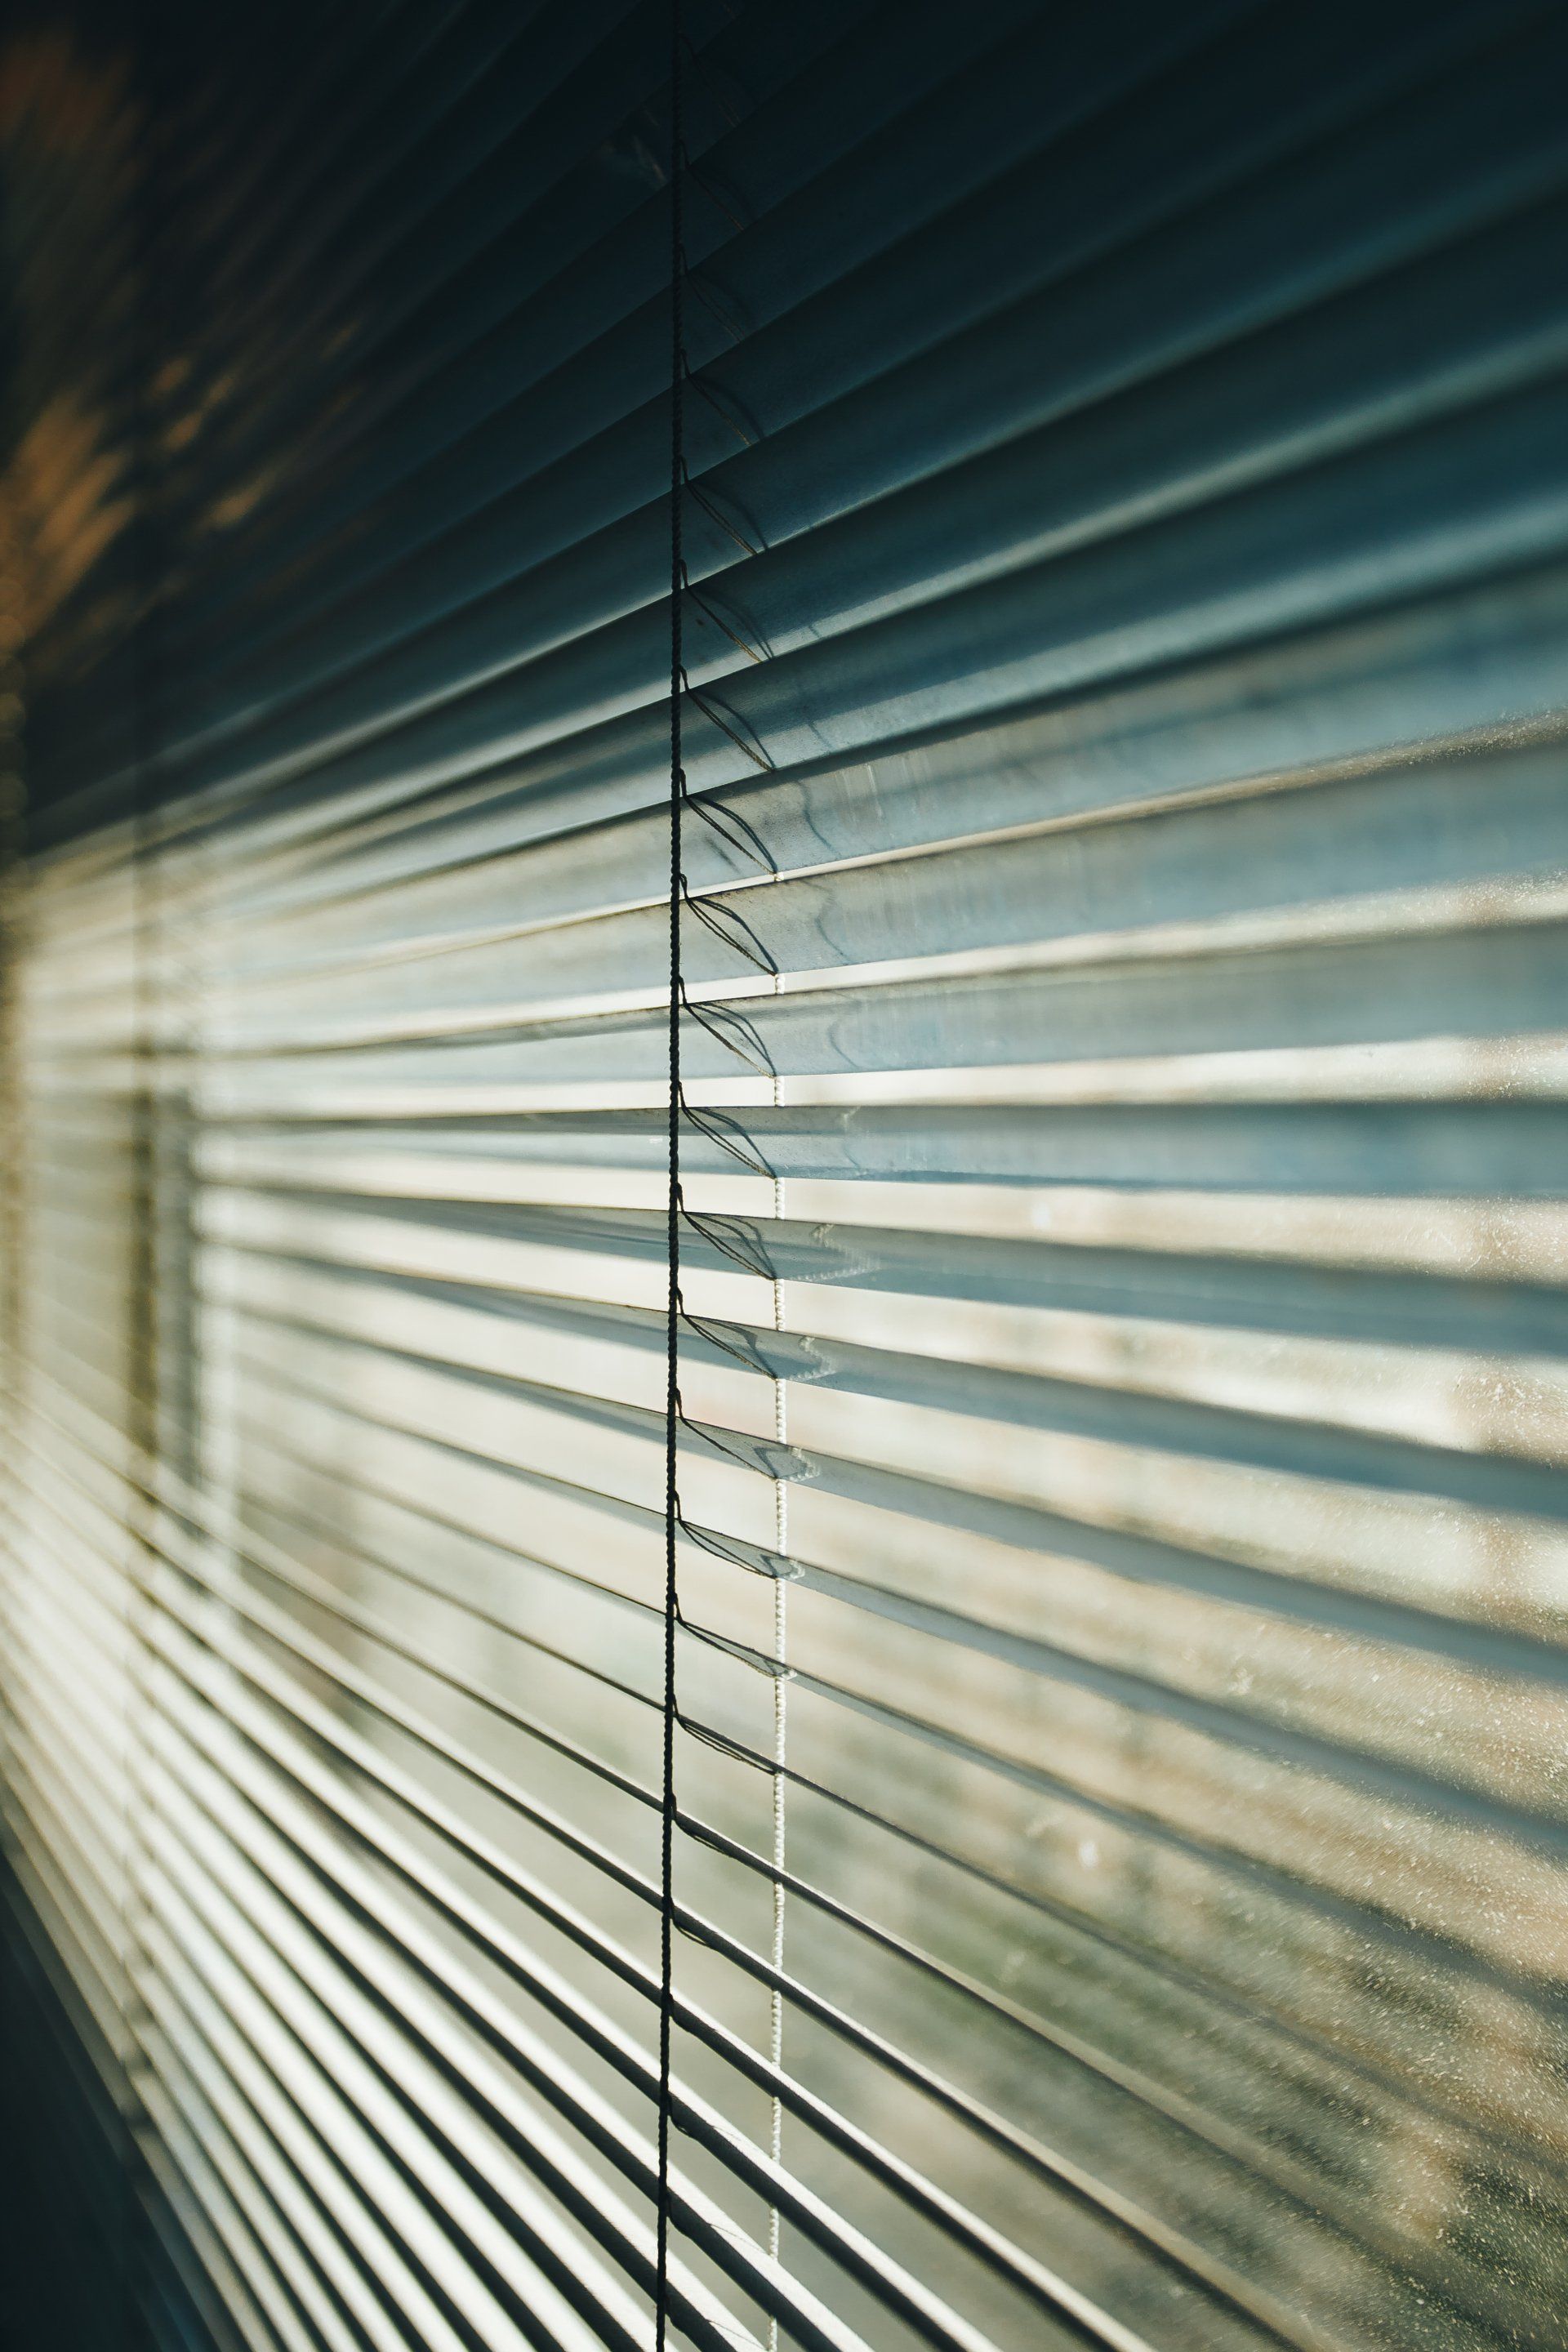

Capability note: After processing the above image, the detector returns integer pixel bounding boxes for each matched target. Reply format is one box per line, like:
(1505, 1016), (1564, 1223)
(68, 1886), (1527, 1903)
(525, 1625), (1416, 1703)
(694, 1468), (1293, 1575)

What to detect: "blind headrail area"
(4, 3), (1568, 2347)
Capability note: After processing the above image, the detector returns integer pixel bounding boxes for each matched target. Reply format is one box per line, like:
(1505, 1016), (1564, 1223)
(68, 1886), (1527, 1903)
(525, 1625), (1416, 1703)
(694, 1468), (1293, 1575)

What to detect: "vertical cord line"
(657, 1), (684, 2345)
(768, 1168), (787, 2345)
(767, 853), (788, 2332)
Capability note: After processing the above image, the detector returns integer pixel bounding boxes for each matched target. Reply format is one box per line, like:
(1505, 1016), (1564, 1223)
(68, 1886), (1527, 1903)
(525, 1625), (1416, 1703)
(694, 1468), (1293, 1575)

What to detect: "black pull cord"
(656, 0), (685, 2344)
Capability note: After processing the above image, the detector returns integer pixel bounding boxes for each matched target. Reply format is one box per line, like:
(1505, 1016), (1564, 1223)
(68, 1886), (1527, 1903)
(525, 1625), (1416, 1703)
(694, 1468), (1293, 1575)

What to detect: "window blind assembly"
(3, 3), (1568, 2348)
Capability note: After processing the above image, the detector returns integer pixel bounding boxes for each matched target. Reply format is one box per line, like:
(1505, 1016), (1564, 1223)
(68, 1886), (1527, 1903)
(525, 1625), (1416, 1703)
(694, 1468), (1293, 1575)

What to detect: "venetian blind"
(4, 4), (1568, 2351)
